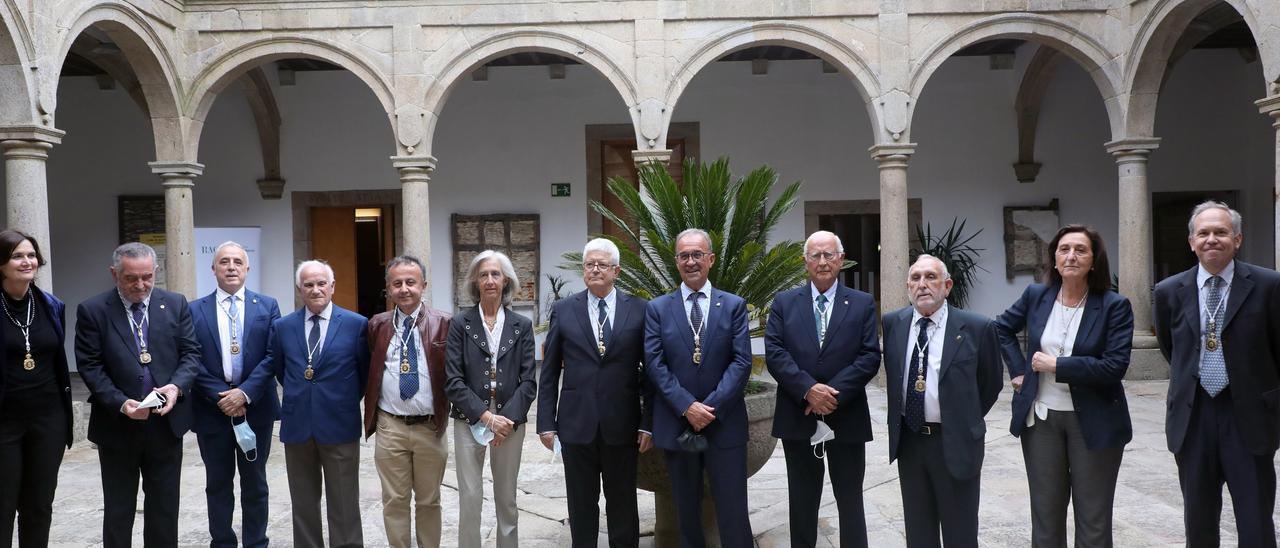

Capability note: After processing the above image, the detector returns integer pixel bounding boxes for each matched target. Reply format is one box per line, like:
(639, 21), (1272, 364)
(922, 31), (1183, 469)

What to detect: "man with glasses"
(644, 228), (754, 546)
(538, 238), (653, 547)
(765, 230), (880, 547)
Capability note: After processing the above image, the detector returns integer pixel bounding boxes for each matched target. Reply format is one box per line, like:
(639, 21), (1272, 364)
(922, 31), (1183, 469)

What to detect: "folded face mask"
(810, 418), (835, 459)
(233, 419), (258, 462)
(676, 428), (708, 453)
(470, 418), (495, 445)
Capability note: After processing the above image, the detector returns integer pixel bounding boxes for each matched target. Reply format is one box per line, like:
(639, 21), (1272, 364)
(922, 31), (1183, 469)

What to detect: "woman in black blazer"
(994, 224), (1134, 548)
(0, 230), (74, 548)
(444, 249), (536, 548)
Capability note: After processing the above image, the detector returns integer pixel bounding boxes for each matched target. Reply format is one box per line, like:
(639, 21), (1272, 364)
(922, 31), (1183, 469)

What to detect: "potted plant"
(561, 157), (808, 545)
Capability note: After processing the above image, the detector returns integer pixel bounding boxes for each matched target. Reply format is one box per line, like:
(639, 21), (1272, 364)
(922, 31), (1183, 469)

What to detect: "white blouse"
(1027, 299), (1084, 426)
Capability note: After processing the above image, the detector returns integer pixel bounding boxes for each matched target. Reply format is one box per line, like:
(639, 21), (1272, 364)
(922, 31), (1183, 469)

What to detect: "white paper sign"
(194, 228), (263, 297)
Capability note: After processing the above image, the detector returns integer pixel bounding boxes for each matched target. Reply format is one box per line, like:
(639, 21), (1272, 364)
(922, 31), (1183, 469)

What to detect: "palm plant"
(562, 157), (807, 336)
(912, 218), (986, 309)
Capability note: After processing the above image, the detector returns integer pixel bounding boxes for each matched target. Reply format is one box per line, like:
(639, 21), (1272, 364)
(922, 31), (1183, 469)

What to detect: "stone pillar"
(149, 162), (203, 299)
(870, 144), (916, 314)
(0, 127), (64, 291)
(393, 155), (436, 304)
(1105, 138), (1160, 337)
(1256, 94), (1280, 268)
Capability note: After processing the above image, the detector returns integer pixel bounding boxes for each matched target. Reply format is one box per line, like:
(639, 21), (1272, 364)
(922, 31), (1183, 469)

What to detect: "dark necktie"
(905, 317), (931, 433)
(688, 292), (705, 350)
(400, 314), (419, 400)
(131, 302), (155, 393)
(598, 298), (612, 350)
(308, 315), (322, 362)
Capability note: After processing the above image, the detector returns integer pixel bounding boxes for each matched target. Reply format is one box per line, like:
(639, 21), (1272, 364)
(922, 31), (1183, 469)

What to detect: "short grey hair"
(112, 242), (157, 271)
(582, 238), (620, 266)
(467, 250), (519, 306)
(1187, 200), (1243, 236)
(212, 241), (248, 266)
(675, 228), (713, 253)
(295, 260), (335, 288)
(385, 255), (426, 281)
(804, 230), (845, 255)
(912, 253), (951, 280)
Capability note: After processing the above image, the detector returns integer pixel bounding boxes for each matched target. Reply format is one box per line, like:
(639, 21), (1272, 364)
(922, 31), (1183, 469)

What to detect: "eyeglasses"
(676, 251), (710, 263)
(806, 251), (839, 263)
(583, 262), (616, 272)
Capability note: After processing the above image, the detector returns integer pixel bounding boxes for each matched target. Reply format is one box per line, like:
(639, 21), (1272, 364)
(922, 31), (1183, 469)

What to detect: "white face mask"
(548, 434), (562, 463)
(470, 416), (495, 445)
(810, 417), (835, 459)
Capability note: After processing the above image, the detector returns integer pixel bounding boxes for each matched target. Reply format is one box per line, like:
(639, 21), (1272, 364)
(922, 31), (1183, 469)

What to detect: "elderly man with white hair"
(242, 259), (370, 548)
(538, 238), (653, 547)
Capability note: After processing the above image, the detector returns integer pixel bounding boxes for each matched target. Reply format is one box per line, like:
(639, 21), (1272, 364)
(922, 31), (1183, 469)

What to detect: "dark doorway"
(818, 213), (880, 297)
(1152, 190), (1240, 282)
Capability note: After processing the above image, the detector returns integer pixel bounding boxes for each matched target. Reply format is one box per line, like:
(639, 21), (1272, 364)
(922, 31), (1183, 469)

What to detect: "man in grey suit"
(881, 254), (1002, 548)
(1154, 201), (1280, 547)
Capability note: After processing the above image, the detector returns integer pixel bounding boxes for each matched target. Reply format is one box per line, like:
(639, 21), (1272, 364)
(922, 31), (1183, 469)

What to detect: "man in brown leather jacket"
(363, 255), (452, 548)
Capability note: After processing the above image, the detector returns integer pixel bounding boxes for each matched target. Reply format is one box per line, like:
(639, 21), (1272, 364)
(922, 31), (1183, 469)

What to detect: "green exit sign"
(551, 183), (571, 197)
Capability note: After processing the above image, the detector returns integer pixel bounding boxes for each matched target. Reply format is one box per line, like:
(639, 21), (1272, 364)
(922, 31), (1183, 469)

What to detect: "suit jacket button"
(497, 403), (503, 409)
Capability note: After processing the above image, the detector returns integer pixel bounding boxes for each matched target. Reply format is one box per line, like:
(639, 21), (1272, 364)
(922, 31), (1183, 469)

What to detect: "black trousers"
(1175, 386), (1277, 548)
(97, 416), (184, 548)
(664, 445), (753, 548)
(0, 391), (66, 548)
(562, 433), (640, 548)
(196, 418), (274, 548)
(897, 424), (980, 548)
(781, 440), (867, 548)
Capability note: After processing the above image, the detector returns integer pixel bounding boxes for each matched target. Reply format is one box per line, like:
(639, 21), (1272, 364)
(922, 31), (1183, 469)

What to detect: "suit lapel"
(1177, 273), (1202, 341)
(821, 286), (852, 353)
(703, 291), (722, 345)
(109, 296), (139, 354)
(493, 309), (517, 363)
(571, 292), (597, 360)
(938, 309), (967, 379)
(1027, 286), (1056, 354)
(797, 288), (821, 352)
(605, 291), (634, 360)
(1223, 263), (1253, 330)
(463, 308), (491, 356)
(888, 310), (912, 394)
(242, 291), (259, 343)
(318, 308), (343, 365)
(669, 293), (695, 354)
(1072, 291), (1103, 349)
(198, 294), (222, 368)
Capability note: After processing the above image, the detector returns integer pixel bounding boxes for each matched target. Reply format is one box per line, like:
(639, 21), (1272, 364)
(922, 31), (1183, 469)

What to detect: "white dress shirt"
(304, 302), (332, 361)
(903, 303), (948, 423)
(215, 287), (247, 383)
(680, 281), (712, 333)
(379, 304), (434, 416)
(587, 288), (616, 338)
(1196, 260), (1234, 367)
(810, 282), (838, 341)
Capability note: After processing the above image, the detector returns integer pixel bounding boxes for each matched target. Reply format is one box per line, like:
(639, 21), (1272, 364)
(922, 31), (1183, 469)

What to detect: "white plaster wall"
(16, 47), (1275, 367)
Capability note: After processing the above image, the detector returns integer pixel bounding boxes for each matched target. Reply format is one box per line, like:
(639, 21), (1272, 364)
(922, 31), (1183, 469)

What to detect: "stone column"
(393, 155), (436, 304)
(149, 162), (203, 299)
(0, 127), (64, 290)
(1105, 138), (1160, 336)
(870, 144), (916, 314)
(1256, 94), (1280, 267)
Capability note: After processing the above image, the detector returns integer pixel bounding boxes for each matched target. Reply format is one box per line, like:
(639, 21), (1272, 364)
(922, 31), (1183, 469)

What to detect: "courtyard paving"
(30, 377), (1280, 547)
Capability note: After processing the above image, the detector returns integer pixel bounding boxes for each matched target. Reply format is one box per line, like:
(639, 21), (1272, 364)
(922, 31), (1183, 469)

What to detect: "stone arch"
(1123, 0), (1274, 137)
(185, 36), (396, 161)
(421, 28), (639, 154)
(663, 21), (883, 145)
(53, 1), (184, 160)
(0, 1), (35, 125)
(908, 13), (1124, 140)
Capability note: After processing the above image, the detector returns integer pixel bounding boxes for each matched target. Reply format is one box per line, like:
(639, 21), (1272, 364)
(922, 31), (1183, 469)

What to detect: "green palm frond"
(912, 218), (986, 309)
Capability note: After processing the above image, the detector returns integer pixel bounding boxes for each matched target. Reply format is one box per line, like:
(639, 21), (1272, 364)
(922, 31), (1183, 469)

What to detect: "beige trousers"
(374, 410), (449, 548)
(453, 419), (526, 548)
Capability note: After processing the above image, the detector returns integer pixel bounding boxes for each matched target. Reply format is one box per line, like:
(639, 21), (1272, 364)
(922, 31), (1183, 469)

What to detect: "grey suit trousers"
(284, 439), (363, 548)
(1021, 409), (1123, 548)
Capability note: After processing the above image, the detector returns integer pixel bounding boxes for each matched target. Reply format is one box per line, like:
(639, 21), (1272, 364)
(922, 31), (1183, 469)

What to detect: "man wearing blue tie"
(765, 231), (880, 547)
(644, 228), (754, 546)
(190, 242), (281, 548)
(241, 259), (370, 547)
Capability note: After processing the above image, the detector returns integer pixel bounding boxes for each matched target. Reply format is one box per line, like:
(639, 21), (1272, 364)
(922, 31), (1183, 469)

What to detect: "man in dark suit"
(765, 230), (880, 548)
(75, 242), (201, 548)
(242, 259), (369, 548)
(539, 238), (653, 547)
(882, 254), (1002, 548)
(363, 255), (452, 548)
(644, 228), (754, 547)
(1154, 201), (1280, 547)
(190, 241), (281, 548)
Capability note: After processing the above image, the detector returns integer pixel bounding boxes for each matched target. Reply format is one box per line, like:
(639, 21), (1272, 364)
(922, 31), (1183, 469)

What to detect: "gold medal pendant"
(692, 350), (702, 365)
(400, 360), (411, 374)
(1206, 338), (1218, 351)
(139, 351), (152, 364)
(915, 379), (926, 392)
(22, 354), (34, 371)
(597, 343), (606, 356)
(304, 367), (315, 380)
(230, 341), (241, 355)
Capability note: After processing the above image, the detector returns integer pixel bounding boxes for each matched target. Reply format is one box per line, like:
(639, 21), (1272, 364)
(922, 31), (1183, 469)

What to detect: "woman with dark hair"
(0, 230), (73, 547)
(444, 250), (536, 548)
(994, 224), (1134, 548)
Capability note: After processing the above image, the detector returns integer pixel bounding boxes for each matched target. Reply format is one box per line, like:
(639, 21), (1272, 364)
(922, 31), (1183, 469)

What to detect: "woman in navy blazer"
(0, 230), (73, 548)
(994, 224), (1133, 548)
